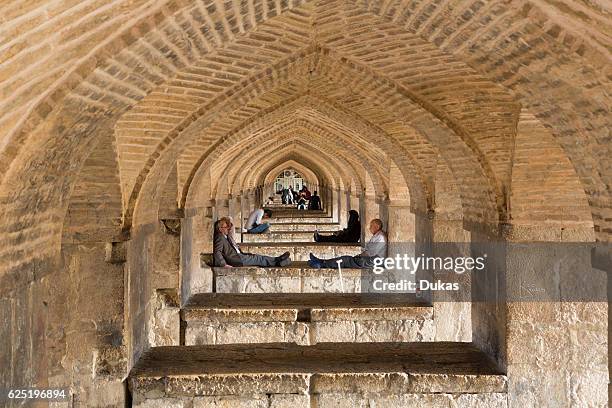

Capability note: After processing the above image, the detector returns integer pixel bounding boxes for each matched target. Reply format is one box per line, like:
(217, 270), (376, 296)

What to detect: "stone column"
(359, 192), (367, 242)
(431, 214), (471, 342)
(332, 187), (340, 222)
(500, 224), (607, 407)
(215, 197), (229, 219)
(349, 192), (360, 213)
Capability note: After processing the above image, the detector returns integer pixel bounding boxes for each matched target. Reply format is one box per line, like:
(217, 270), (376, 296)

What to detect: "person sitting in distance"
(314, 210), (360, 243)
(246, 207), (272, 234)
(308, 219), (386, 269)
(308, 190), (321, 210)
(214, 217), (291, 267)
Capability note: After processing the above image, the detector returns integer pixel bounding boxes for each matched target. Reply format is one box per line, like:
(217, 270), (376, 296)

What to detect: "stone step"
(269, 216), (333, 223)
(213, 262), (369, 293)
(185, 292), (428, 308)
(241, 230), (317, 243)
(270, 223), (340, 232)
(182, 304), (433, 346)
(129, 342), (507, 408)
(238, 243), (361, 262)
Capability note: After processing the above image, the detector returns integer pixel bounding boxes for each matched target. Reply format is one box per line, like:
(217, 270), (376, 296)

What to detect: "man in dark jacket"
(213, 217), (291, 267)
(308, 191), (321, 210)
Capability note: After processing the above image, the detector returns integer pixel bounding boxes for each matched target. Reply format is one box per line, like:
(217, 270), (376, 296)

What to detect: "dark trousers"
(319, 255), (374, 269)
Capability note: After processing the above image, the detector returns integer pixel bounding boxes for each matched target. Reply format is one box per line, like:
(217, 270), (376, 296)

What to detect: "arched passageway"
(0, 1), (609, 406)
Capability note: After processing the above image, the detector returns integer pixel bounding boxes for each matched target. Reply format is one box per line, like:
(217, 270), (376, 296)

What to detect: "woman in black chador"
(314, 210), (361, 243)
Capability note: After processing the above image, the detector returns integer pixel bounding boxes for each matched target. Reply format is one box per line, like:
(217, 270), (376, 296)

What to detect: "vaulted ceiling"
(0, 0), (608, 274)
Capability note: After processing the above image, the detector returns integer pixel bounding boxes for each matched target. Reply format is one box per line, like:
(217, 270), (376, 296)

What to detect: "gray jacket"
(213, 231), (244, 267)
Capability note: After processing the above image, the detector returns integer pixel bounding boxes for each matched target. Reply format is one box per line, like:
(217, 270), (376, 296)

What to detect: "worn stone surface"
(214, 265), (364, 294)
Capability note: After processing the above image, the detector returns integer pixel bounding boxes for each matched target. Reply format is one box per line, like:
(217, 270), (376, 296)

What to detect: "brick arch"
(353, 0), (610, 239)
(210, 121), (390, 200)
(210, 141), (344, 200)
(255, 154), (341, 193)
(128, 49), (503, 230)
(172, 90), (428, 215)
(203, 115), (376, 195)
(230, 139), (356, 198)
(262, 161), (321, 191)
(238, 139), (364, 194)
(175, 89), (436, 218)
(0, 0), (314, 183)
(220, 138), (350, 198)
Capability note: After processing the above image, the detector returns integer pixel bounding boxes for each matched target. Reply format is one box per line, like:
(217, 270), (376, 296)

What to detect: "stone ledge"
(130, 371), (507, 397)
(130, 342), (505, 377)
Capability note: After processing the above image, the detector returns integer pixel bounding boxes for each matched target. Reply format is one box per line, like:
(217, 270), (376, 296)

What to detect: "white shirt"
(363, 230), (387, 258)
(246, 208), (264, 229)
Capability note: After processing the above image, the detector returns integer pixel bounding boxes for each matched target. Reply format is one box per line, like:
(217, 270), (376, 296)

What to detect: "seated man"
(314, 210), (360, 243)
(308, 191), (321, 210)
(308, 219), (386, 269)
(214, 217), (291, 267)
(246, 207), (272, 234)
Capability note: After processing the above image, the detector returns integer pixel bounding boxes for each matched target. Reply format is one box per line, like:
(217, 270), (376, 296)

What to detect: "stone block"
(408, 374), (507, 393)
(166, 374), (310, 396)
(355, 318), (434, 342)
(150, 307), (180, 347)
(216, 322), (287, 344)
(193, 395), (267, 407)
(368, 393), (453, 407)
(450, 393), (507, 407)
(507, 365), (569, 407)
(312, 321), (355, 342)
(133, 398), (185, 408)
(311, 307), (432, 322)
(269, 394), (310, 408)
(313, 393), (368, 408)
(311, 373), (409, 394)
(568, 368), (608, 407)
(185, 323), (216, 345)
(183, 308), (297, 323)
(285, 322), (310, 345)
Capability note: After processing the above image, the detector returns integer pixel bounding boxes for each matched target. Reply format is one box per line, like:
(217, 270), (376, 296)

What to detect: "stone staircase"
(129, 209), (507, 407)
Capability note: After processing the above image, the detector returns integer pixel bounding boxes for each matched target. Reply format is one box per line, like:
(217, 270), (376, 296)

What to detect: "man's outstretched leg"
(240, 252), (291, 267)
(308, 254), (365, 269)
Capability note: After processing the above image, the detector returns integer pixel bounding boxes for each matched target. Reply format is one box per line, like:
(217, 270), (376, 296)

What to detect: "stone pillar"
(349, 192), (360, 213)
(359, 192), (367, 242)
(240, 191), (249, 231)
(377, 194), (389, 230)
(332, 188), (340, 222)
(215, 197), (230, 220)
(386, 202), (414, 243)
(431, 214), (471, 342)
(181, 205), (215, 301)
(500, 224), (607, 407)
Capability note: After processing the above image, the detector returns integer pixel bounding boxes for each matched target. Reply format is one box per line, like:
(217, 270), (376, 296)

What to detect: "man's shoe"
(309, 252), (320, 262)
(278, 257), (292, 267)
(308, 259), (322, 269)
(313, 231), (320, 242)
(279, 251), (290, 261)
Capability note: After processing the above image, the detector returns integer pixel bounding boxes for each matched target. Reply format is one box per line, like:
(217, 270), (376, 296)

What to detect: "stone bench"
(182, 304), (434, 346)
(241, 230), (316, 243)
(269, 222), (340, 232)
(129, 342), (507, 408)
(238, 242), (361, 262)
(213, 264), (364, 294)
(269, 216), (334, 223)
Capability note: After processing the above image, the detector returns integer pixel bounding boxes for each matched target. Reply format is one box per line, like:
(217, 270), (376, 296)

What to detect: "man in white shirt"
(308, 219), (387, 269)
(245, 208), (272, 234)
